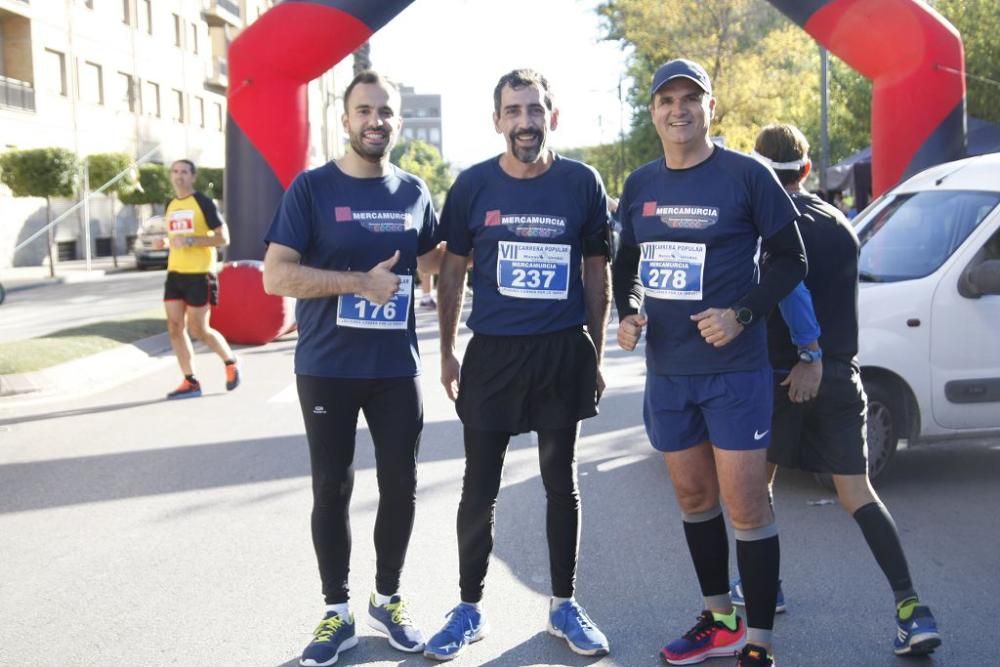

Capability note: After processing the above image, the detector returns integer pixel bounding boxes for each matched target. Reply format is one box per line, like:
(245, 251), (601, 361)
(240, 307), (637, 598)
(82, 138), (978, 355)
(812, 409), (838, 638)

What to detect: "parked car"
(133, 215), (169, 270)
(854, 152), (1000, 479)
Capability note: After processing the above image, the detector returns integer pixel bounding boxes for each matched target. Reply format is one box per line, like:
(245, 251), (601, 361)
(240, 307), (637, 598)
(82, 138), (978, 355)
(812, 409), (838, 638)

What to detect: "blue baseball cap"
(649, 59), (712, 97)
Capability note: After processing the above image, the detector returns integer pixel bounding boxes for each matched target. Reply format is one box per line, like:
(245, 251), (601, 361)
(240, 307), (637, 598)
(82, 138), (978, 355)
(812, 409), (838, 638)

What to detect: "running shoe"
(731, 577), (787, 613)
(368, 593), (425, 652)
(547, 599), (610, 656)
(423, 602), (489, 661)
(300, 610), (357, 667)
(420, 295), (437, 309)
(894, 604), (941, 655)
(661, 610), (746, 665)
(166, 378), (201, 400)
(225, 360), (241, 391)
(737, 644), (774, 666)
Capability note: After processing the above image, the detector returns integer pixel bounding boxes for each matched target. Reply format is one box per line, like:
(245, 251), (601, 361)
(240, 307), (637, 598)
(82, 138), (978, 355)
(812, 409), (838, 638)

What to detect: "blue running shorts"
(643, 368), (774, 452)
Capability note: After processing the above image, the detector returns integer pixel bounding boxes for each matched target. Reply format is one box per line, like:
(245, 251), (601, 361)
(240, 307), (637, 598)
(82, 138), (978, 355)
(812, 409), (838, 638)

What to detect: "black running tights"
(296, 375), (422, 604)
(457, 425), (581, 602)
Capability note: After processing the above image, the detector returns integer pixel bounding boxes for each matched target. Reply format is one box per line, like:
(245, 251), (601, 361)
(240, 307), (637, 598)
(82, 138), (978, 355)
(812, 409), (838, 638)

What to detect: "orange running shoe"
(225, 360), (241, 391)
(167, 378), (202, 400)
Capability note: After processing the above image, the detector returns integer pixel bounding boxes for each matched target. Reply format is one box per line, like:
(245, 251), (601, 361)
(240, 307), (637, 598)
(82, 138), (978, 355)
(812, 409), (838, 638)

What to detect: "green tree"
(929, 0), (1000, 125)
(86, 153), (136, 266)
(390, 140), (453, 209)
(120, 163), (172, 208)
(0, 147), (78, 276)
(195, 166), (224, 201)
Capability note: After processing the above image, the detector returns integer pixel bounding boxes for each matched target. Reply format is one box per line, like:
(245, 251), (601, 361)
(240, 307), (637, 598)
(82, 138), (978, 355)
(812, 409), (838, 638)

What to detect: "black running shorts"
(767, 358), (868, 475)
(456, 326), (600, 434)
(164, 271), (218, 307)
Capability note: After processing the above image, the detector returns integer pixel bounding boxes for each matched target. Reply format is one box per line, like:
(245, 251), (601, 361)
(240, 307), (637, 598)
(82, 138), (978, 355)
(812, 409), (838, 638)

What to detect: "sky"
(367, 0), (634, 168)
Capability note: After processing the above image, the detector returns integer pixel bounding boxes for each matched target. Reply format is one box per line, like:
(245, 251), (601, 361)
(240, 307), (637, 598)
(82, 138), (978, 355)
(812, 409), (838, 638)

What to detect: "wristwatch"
(732, 306), (753, 326)
(797, 347), (823, 363)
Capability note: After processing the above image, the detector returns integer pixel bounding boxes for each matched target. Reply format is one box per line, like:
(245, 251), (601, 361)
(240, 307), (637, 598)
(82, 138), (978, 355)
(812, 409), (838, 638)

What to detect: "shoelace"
(385, 598), (414, 626)
(566, 603), (595, 630)
(443, 606), (476, 636)
(681, 611), (716, 641)
(313, 614), (346, 642)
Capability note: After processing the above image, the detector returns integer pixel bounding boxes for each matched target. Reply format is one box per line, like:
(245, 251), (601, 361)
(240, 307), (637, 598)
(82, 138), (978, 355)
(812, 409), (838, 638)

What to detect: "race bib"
(639, 241), (706, 300)
(336, 275), (412, 330)
(168, 210), (195, 235)
(496, 241), (570, 300)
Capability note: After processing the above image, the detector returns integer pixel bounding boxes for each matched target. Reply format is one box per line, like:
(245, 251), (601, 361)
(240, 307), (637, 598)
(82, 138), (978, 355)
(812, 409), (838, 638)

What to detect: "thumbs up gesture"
(361, 250), (402, 305)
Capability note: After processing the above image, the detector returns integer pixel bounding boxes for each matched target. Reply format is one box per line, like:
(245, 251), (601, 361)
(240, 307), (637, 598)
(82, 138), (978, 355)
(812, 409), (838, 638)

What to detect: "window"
(173, 14), (182, 47)
(143, 80), (160, 117)
(429, 127), (441, 143)
(214, 101), (223, 131)
(189, 23), (199, 54)
(403, 128), (414, 139)
(44, 49), (67, 96)
(80, 61), (104, 105)
(117, 72), (137, 112)
(416, 127), (427, 141)
(137, 0), (152, 35)
(194, 96), (205, 128)
(122, 0), (131, 25)
(171, 89), (184, 122)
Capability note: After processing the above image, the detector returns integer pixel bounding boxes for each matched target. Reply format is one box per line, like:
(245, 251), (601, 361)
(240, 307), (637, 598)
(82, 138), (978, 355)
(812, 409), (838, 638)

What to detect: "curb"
(0, 332), (173, 399)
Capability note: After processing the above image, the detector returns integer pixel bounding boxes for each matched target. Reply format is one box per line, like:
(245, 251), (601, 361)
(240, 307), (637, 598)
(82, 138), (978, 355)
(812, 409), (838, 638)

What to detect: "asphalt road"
(1, 308), (997, 666)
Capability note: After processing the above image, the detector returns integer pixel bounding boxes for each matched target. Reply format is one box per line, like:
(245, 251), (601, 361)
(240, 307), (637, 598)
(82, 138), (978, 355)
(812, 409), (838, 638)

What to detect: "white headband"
(752, 150), (808, 171)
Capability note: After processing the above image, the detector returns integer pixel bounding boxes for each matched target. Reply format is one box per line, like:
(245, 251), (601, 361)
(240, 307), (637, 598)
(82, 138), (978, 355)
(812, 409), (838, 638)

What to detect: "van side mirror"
(963, 259), (1000, 298)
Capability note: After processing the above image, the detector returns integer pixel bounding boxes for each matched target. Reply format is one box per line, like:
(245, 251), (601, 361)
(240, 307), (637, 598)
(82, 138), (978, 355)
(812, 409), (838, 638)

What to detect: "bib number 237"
(337, 275), (412, 330)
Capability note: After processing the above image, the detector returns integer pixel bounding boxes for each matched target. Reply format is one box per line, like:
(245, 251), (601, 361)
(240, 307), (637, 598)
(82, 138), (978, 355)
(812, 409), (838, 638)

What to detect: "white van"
(854, 152), (1000, 478)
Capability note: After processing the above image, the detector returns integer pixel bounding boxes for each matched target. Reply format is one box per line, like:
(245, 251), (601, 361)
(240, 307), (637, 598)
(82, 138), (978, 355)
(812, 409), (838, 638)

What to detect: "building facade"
(398, 83), (443, 157)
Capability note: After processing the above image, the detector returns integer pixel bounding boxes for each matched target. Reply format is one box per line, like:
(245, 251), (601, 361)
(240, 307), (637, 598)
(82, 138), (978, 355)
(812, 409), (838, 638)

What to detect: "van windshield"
(857, 191), (1000, 282)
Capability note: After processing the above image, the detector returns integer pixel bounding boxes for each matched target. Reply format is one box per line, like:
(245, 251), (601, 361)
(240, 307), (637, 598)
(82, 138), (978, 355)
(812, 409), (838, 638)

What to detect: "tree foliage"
(0, 147), (77, 199)
(390, 140), (453, 210)
(929, 0), (1000, 124)
(86, 153), (134, 196)
(119, 163), (172, 206)
(195, 167), (224, 200)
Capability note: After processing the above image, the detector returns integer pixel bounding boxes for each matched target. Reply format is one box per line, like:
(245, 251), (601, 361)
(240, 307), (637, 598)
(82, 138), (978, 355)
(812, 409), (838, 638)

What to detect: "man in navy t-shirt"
(424, 69), (612, 661)
(263, 70), (441, 667)
(612, 60), (806, 667)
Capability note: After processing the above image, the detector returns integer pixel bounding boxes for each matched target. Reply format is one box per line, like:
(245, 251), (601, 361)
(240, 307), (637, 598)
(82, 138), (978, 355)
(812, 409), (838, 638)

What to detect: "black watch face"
(736, 308), (752, 325)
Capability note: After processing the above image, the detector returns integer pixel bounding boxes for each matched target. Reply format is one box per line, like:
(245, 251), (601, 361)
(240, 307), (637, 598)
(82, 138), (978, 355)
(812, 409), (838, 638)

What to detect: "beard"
(509, 128), (545, 163)
(349, 128), (393, 163)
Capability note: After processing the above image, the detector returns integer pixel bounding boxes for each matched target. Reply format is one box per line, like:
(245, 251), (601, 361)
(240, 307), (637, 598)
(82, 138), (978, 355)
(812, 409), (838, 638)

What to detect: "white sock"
(324, 603), (350, 618)
(460, 600), (483, 612)
(373, 591), (396, 606)
(550, 596), (573, 611)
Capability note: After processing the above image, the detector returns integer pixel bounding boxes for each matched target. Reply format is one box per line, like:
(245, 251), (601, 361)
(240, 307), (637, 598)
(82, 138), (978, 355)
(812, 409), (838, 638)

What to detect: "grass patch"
(0, 309), (166, 374)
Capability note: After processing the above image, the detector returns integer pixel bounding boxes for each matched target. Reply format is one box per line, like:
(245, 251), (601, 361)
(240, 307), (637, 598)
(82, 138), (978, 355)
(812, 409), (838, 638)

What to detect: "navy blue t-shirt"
(441, 154), (610, 336)
(264, 162), (438, 379)
(619, 147), (798, 375)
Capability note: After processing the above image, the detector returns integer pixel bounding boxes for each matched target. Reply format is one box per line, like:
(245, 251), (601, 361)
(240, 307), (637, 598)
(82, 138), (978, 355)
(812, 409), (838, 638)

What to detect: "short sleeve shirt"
(264, 162), (439, 379)
(618, 147), (798, 375)
(440, 154), (610, 336)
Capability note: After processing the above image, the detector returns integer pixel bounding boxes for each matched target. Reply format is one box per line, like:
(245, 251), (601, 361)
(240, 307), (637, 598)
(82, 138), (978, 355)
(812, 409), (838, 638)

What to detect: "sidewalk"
(1, 254), (139, 294)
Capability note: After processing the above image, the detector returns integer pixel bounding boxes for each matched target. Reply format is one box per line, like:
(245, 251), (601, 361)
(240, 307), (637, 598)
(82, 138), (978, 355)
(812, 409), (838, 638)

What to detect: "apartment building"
(399, 83), (443, 158)
(0, 0), (352, 266)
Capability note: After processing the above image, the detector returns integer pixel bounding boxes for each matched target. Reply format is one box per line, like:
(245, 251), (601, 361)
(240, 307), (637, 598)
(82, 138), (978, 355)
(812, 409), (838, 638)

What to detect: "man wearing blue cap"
(613, 59), (807, 667)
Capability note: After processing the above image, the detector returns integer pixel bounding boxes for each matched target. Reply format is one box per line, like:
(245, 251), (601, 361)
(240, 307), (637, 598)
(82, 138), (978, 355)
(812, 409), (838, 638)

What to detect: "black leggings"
(457, 425), (581, 602)
(296, 375), (422, 604)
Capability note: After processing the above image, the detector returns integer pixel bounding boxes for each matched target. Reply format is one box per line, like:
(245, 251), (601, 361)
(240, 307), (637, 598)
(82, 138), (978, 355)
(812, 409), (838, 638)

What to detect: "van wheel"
(813, 377), (901, 489)
(864, 378), (901, 480)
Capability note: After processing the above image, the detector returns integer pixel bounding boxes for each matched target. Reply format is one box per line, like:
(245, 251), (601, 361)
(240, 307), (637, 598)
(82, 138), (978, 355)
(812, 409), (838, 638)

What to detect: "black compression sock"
(681, 507), (730, 598)
(853, 502), (915, 600)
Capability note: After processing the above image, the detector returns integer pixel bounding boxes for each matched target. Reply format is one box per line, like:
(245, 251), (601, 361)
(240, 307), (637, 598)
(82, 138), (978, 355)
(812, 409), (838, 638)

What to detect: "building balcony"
(0, 74), (35, 112)
(204, 57), (228, 92)
(202, 0), (241, 28)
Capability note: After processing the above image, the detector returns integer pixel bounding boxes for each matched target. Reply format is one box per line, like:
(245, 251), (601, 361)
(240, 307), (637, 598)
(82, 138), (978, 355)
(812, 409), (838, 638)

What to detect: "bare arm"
(263, 241), (401, 305)
(416, 241), (446, 275)
(437, 249), (468, 400)
(582, 255), (610, 363)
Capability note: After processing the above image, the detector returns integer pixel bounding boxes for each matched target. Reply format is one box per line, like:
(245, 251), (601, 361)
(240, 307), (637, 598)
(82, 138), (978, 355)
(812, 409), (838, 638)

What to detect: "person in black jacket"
(740, 123), (941, 657)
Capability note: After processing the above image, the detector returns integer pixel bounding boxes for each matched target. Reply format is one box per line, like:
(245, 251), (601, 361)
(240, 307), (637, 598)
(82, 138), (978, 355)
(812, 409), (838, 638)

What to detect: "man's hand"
(617, 314), (647, 351)
(595, 367), (606, 399)
(441, 352), (461, 401)
(169, 236), (193, 248)
(780, 360), (822, 403)
(360, 251), (401, 305)
(691, 308), (744, 347)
